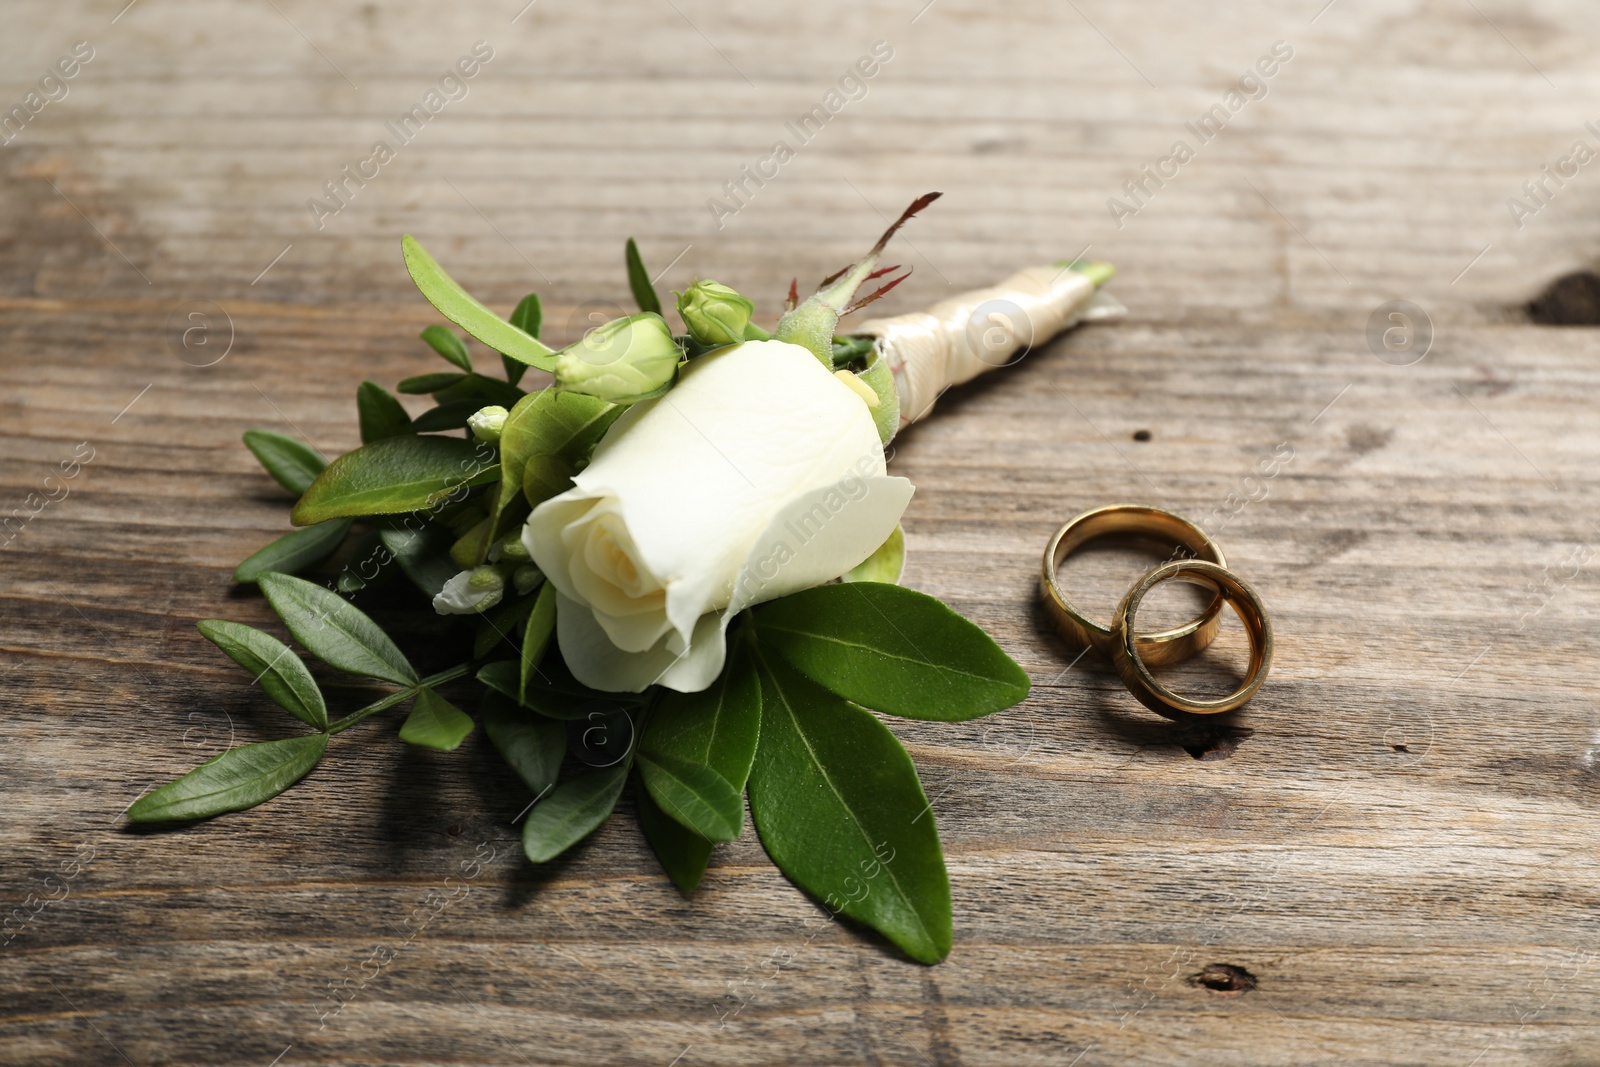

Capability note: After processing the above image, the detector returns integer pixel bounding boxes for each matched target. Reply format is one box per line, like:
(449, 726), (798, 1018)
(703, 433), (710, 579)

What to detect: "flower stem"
(326, 663), (473, 736)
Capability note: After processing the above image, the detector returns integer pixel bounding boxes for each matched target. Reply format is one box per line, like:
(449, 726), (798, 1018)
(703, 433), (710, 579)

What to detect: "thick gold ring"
(1111, 559), (1272, 718)
(1040, 504), (1226, 668)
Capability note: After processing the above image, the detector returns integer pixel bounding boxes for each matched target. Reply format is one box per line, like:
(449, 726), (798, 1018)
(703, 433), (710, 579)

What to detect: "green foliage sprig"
(136, 231), (1034, 964)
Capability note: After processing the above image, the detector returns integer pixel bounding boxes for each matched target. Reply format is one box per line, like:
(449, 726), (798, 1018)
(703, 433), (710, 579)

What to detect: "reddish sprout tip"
(818, 263), (853, 289)
(842, 269), (912, 316)
(868, 192), (941, 257)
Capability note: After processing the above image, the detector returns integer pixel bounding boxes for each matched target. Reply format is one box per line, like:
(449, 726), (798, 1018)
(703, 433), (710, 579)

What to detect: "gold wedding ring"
(1040, 504), (1226, 668)
(1111, 559), (1273, 718)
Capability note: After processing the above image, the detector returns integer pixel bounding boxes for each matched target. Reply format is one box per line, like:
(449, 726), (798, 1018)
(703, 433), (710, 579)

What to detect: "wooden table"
(5, 2), (1600, 1064)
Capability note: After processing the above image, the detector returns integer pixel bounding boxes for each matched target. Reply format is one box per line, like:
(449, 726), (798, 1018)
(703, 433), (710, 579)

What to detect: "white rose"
(523, 339), (913, 693)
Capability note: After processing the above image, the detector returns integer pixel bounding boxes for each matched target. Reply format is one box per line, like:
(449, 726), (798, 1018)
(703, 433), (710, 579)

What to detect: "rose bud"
(553, 312), (681, 404)
(676, 280), (755, 347)
(467, 404), (509, 443)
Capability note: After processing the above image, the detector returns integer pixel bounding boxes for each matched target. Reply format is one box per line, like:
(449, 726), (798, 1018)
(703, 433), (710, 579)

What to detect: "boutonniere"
(132, 194), (1117, 963)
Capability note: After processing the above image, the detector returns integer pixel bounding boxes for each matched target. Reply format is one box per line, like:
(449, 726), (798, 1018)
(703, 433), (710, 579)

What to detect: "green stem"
(326, 663), (473, 736)
(1052, 259), (1117, 288)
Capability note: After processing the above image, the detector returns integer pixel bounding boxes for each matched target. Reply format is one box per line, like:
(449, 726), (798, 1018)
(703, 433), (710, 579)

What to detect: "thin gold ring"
(1040, 504), (1226, 668)
(1111, 559), (1272, 718)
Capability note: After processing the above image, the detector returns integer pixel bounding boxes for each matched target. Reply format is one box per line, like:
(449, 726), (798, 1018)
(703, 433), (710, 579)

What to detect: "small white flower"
(432, 565), (504, 615)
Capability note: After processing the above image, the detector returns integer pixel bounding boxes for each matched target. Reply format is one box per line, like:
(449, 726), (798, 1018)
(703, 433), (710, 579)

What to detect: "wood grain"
(5, 1), (1600, 1064)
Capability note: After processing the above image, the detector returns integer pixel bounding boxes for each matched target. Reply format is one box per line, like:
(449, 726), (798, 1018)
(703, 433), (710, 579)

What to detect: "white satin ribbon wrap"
(852, 265), (1124, 427)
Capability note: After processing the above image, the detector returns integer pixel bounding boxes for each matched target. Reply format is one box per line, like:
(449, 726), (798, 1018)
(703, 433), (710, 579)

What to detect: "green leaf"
(642, 638), (760, 790)
(510, 292), (543, 337)
(243, 430), (327, 496)
(402, 234), (557, 371)
(521, 762), (629, 863)
(357, 381), (413, 443)
(127, 734), (328, 823)
(504, 294), (543, 385)
(477, 660), (525, 705)
(258, 572), (418, 686)
(234, 518), (353, 584)
(333, 528), (395, 596)
(625, 237), (663, 316)
(449, 516), (494, 568)
(748, 651), (950, 964)
(495, 390), (620, 528)
(842, 524), (905, 585)
(475, 592), (538, 657)
(398, 372), (469, 395)
(522, 454), (576, 508)
(399, 687), (474, 751)
(478, 655), (638, 720)
(519, 582), (557, 702)
(752, 583), (1030, 722)
(421, 324), (472, 372)
(291, 435), (496, 526)
(481, 691), (565, 796)
(433, 374), (524, 410)
(196, 620), (328, 729)
(410, 400), (484, 433)
(637, 751), (742, 842)
(378, 522), (458, 599)
(636, 779), (713, 893)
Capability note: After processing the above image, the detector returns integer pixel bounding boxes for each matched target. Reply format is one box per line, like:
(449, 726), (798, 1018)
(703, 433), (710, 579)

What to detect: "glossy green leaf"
(258, 572), (418, 686)
(421, 324), (472, 371)
(474, 592), (538, 657)
(643, 638), (760, 791)
(503, 294), (543, 385)
(243, 430), (327, 496)
(333, 528), (394, 596)
(448, 516), (494, 569)
(399, 687), (474, 751)
(522, 454), (576, 509)
(460, 464), (503, 488)
(357, 381), (413, 443)
(510, 292), (543, 337)
(378, 522), (458, 599)
(842, 524), (905, 585)
(402, 234), (557, 370)
(495, 390), (620, 530)
(196, 620), (327, 729)
(290, 435), (496, 526)
(477, 661), (524, 706)
(398, 372), (469, 395)
(637, 751), (742, 842)
(519, 581), (557, 702)
(127, 734), (328, 823)
(481, 691), (565, 796)
(478, 655), (638, 720)
(521, 762), (629, 863)
(636, 779), (713, 894)
(410, 400), (483, 433)
(234, 518), (352, 584)
(625, 237), (663, 316)
(433, 374), (524, 410)
(752, 582), (1030, 721)
(748, 650), (951, 964)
